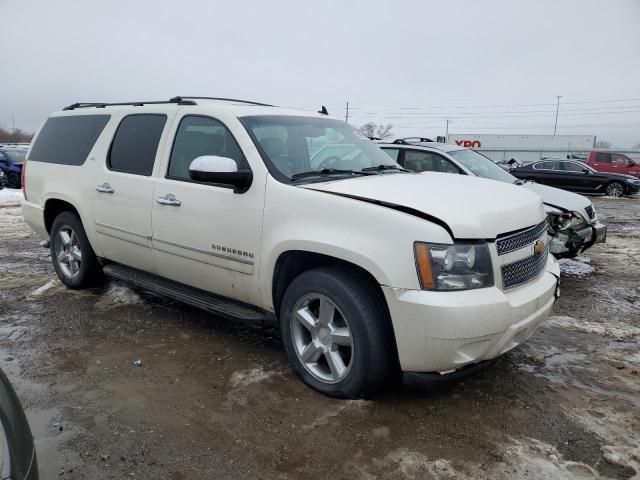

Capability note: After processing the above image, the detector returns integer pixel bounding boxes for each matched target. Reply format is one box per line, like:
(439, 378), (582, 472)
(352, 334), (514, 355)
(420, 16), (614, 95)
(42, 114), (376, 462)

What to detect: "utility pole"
(553, 96), (561, 136)
(445, 119), (451, 139)
(345, 101), (349, 123)
(11, 114), (15, 133)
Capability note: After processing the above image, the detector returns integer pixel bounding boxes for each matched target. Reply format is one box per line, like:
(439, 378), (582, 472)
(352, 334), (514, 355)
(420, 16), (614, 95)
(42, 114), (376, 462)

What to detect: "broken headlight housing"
(414, 242), (494, 291)
(547, 212), (588, 232)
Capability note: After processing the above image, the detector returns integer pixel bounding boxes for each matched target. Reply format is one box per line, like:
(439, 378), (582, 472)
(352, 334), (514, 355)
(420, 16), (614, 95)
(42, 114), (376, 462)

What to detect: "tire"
(50, 211), (103, 289)
(280, 267), (394, 399)
(7, 172), (20, 189)
(605, 181), (625, 197)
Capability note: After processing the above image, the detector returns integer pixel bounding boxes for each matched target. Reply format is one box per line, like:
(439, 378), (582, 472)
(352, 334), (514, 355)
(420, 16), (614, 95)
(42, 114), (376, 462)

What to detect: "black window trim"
(164, 114), (251, 192)
(107, 113), (168, 177)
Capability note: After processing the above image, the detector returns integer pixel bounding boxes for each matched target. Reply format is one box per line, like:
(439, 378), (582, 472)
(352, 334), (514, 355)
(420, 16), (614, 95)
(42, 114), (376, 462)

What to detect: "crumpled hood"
(303, 172), (546, 239)
(523, 182), (591, 213)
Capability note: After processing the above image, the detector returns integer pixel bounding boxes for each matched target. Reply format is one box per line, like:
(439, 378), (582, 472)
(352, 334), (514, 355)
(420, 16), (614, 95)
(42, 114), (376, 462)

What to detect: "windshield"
(3, 150), (26, 164)
(448, 149), (518, 183)
(241, 115), (399, 181)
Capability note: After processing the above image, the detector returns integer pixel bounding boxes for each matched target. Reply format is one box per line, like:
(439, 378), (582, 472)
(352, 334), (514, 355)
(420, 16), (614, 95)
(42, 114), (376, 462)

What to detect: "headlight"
(414, 242), (494, 291)
(548, 213), (572, 231)
(548, 212), (587, 232)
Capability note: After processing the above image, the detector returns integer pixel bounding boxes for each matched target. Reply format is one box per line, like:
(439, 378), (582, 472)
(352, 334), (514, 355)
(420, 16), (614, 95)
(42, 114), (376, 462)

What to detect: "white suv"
(22, 97), (560, 398)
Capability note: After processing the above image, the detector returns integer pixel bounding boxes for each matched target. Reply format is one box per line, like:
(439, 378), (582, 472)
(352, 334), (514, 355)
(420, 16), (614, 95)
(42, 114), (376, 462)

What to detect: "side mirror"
(189, 155), (252, 193)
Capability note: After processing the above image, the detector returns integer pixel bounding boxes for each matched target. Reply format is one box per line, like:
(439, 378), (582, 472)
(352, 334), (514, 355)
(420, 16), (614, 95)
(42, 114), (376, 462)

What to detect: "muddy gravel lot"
(0, 192), (639, 479)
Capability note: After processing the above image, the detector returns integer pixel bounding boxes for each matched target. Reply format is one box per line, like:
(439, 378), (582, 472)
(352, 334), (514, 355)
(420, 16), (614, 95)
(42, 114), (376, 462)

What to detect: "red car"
(586, 151), (640, 178)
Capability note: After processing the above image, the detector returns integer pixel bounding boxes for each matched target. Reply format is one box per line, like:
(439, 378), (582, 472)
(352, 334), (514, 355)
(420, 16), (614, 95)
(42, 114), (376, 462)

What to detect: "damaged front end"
(546, 207), (607, 259)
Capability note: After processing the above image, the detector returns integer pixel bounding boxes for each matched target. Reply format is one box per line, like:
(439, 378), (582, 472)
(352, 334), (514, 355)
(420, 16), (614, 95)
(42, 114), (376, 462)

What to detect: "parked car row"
(378, 139), (607, 259)
(510, 160), (640, 197)
(0, 144), (28, 189)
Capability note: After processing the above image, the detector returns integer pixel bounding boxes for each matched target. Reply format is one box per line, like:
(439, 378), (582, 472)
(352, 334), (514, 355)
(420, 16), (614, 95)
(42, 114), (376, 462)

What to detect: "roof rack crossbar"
(62, 98), (197, 111)
(170, 96), (274, 107)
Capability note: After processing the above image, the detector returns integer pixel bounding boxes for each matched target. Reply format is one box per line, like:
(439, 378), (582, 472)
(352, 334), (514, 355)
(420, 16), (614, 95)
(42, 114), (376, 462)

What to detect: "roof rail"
(169, 96), (274, 107)
(63, 97), (196, 111)
(392, 137), (434, 145)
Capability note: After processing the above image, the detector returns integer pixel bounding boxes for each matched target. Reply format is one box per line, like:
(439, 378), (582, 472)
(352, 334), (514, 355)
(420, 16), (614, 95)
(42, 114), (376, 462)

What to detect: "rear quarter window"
(28, 115), (111, 166)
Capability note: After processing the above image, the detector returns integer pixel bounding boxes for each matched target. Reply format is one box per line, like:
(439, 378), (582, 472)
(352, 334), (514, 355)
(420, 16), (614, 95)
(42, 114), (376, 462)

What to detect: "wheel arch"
(43, 198), (81, 234)
(270, 250), (400, 368)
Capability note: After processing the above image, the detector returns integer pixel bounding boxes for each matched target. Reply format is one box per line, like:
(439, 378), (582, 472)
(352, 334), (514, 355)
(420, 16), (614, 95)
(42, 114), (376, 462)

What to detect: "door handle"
(96, 183), (114, 194)
(156, 194), (181, 206)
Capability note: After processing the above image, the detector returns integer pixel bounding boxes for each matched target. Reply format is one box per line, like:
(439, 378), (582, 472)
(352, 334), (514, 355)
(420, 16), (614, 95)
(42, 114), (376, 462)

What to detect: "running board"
(102, 264), (273, 324)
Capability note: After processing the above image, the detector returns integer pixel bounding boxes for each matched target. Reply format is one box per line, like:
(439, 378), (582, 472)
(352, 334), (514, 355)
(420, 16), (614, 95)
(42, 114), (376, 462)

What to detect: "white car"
(379, 139), (607, 259)
(22, 97), (559, 398)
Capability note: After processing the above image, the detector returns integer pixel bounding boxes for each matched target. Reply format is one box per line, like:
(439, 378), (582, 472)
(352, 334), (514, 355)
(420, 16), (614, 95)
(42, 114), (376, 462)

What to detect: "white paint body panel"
(304, 172), (546, 239)
(22, 102), (558, 375)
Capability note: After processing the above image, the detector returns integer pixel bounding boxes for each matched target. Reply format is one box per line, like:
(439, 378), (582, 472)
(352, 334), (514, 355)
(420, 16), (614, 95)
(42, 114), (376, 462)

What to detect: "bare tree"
(359, 122), (394, 140)
(359, 122), (377, 138)
(594, 140), (612, 149)
(633, 142), (640, 150)
(0, 127), (33, 143)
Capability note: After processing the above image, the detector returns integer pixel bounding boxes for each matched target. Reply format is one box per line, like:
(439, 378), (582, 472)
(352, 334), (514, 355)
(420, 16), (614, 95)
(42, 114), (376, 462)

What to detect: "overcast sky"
(1, 0), (640, 146)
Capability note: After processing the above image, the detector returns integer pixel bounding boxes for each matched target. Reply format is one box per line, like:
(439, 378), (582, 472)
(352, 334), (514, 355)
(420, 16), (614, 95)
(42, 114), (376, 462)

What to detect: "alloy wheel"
(54, 227), (82, 278)
(606, 182), (624, 197)
(290, 294), (354, 384)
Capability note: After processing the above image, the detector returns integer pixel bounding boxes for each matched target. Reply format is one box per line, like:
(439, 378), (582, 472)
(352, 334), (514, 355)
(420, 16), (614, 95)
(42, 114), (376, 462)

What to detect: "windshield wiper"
(361, 164), (410, 173)
(291, 168), (375, 180)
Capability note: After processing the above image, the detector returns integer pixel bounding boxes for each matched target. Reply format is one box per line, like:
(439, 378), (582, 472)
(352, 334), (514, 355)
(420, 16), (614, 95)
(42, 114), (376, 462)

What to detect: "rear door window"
(595, 153), (611, 163)
(28, 115), (110, 166)
(403, 150), (438, 172)
(109, 114), (167, 176)
(560, 162), (584, 172)
(541, 161), (559, 170)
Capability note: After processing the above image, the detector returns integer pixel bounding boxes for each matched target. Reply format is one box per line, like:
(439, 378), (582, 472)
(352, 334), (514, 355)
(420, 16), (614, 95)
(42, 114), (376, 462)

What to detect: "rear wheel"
(7, 172), (20, 189)
(50, 212), (103, 289)
(280, 267), (394, 398)
(605, 181), (624, 197)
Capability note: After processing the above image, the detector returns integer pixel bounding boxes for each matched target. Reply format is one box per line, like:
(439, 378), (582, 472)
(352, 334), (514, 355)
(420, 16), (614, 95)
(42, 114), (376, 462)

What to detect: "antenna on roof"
(318, 106), (329, 115)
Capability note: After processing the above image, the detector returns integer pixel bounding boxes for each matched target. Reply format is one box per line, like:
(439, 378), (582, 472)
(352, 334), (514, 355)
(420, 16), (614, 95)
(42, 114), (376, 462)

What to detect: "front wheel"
(280, 267), (394, 398)
(605, 181), (625, 197)
(50, 211), (103, 289)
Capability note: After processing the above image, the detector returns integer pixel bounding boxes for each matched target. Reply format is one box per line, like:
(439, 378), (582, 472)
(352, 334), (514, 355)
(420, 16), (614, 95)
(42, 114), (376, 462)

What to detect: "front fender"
(259, 178), (452, 311)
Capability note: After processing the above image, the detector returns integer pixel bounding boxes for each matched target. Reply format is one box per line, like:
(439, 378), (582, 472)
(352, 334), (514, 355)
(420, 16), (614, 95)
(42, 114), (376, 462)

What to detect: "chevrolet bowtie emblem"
(533, 239), (545, 256)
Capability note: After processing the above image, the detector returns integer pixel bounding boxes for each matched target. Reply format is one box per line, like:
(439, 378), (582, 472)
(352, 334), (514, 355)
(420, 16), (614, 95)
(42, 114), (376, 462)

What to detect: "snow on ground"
(361, 437), (600, 479)
(545, 315), (640, 339)
(229, 367), (281, 388)
(0, 188), (23, 207)
(559, 256), (594, 278)
(30, 279), (60, 296)
(97, 281), (143, 308)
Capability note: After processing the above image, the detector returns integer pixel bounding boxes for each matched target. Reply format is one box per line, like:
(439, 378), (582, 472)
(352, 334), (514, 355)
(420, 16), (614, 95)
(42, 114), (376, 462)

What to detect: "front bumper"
(549, 221), (607, 258)
(628, 183), (640, 194)
(382, 256), (559, 373)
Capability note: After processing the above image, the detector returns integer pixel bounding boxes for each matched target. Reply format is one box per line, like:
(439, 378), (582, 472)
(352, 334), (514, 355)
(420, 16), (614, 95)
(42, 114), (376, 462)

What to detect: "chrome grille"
(585, 205), (595, 219)
(501, 246), (549, 289)
(496, 220), (548, 256)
